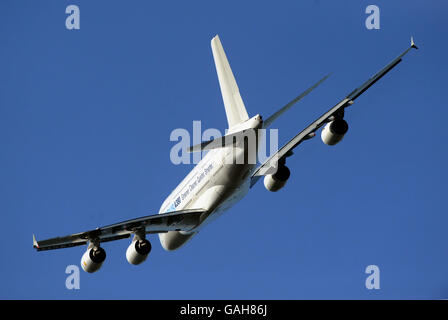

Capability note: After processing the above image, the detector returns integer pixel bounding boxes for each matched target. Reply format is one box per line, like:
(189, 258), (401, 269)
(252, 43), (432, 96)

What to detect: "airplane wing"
(33, 209), (206, 251)
(251, 37), (418, 181)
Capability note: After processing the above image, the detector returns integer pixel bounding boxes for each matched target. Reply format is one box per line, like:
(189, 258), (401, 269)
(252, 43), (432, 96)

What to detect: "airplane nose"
(159, 231), (195, 251)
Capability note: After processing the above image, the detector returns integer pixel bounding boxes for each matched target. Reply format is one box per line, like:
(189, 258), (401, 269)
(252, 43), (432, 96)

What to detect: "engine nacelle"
(264, 165), (290, 192)
(321, 119), (348, 146)
(126, 239), (152, 265)
(81, 247), (106, 273)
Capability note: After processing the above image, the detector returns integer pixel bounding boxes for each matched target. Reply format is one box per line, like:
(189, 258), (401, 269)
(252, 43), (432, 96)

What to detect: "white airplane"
(33, 35), (418, 273)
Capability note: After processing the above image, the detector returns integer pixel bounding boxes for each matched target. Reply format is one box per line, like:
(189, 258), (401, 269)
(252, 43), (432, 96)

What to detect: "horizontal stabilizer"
(188, 128), (256, 153)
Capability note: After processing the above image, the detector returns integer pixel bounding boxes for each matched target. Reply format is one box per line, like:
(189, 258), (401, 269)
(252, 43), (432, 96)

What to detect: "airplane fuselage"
(158, 115), (263, 250)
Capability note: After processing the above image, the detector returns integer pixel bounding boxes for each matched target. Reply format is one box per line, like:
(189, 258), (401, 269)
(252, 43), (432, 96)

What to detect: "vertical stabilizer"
(211, 35), (249, 128)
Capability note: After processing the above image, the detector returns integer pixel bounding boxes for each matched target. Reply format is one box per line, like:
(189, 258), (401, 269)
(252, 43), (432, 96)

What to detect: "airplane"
(33, 35), (418, 273)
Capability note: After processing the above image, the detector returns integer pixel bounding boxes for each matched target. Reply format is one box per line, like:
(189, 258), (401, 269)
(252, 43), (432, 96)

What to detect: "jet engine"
(264, 165), (290, 192)
(126, 239), (152, 265)
(321, 119), (348, 146)
(81, 246), (106, 273)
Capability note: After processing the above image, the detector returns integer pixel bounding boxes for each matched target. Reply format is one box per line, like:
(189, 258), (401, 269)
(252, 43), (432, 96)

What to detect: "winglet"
(411, 36), (418, 50)
(33, 234), (39, 249)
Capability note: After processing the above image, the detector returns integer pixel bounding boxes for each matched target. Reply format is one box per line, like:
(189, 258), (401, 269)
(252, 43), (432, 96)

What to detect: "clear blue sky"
(1, 0), (447, 299)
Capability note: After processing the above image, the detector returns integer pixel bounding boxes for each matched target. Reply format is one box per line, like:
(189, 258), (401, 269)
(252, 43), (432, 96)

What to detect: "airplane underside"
(32, 34), (417, 273)
(159, 164), (253, 251)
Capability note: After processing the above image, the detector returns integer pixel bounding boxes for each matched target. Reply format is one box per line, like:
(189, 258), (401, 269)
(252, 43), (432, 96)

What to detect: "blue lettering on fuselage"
(164, 162), (214, 214)
(174, 196), (181, 208)
(165, 203), (176, 213)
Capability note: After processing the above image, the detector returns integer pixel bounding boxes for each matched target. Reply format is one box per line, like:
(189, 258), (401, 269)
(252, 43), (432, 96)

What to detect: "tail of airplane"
(211, 35), (249, 128)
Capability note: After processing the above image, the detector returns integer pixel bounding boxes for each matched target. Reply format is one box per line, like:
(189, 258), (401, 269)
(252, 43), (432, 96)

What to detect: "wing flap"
(252, 98), (350, 177)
